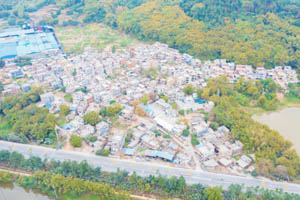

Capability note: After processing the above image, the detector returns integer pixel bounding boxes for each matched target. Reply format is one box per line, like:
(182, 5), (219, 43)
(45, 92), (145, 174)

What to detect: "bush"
(96, 149), (110, 156)
(59, 105), (70, 116)
(64, 94), (73, 102)
(154, 130), (161, 137)
(87, 136), (97, 143)
(0, 171), (12, 183)
(182, 129), (189, 137)
(179, 110), (185, 115)
(184, 84), (194, 95)
(191, 134), (199, 146)
(209, 122), (219, 131)
(14, 57), (32, 67)
(163, 134), (171, 139)
(251, 170), (258, 177)
(70, 135), (83, 148)
(62, 20), (79, 26)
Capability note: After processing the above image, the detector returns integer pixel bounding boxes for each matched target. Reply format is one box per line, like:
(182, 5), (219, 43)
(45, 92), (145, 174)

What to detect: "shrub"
(182, 129), (189, 137)
(209, 122), (219, 131)
(96, 149), (110, 156)
(179, 110), (185, 115)
(191, 134), (199, 146)
(87, 136), (97, 143)
(251, 170), (258, 177)
(70, 135), (83, 147)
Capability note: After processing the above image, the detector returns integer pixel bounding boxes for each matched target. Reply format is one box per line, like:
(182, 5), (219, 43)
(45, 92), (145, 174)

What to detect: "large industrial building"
(0, 27), (61, 59)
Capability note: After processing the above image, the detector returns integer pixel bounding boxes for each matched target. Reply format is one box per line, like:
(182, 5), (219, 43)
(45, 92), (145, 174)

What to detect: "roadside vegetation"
(0, 151), (299, 200)
(70, 135), (83, 148)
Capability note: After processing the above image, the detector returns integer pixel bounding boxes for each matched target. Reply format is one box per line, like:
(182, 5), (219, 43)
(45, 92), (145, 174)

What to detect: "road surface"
(0, 140), (299, 195)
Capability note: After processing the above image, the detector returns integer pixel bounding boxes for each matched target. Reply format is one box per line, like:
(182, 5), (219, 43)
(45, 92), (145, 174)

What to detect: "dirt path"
(0, 167), (30, 177)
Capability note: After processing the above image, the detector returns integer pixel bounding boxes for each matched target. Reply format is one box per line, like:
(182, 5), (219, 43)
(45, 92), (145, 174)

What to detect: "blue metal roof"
(147, 150), (174, 161)
(62, 124), (73, 130)
(156, 151), (174, 161)
(140, 104), (153, 114)
(0, 28), (59, 59)
(194, 98), (206, 104)
(0, 42), (18, 59)
(122, 148), (135, 155)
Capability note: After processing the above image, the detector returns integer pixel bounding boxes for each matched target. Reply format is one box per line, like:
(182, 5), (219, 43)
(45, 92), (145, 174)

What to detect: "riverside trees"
(202, 76), (300, 180)
(0, 150), (299, 199)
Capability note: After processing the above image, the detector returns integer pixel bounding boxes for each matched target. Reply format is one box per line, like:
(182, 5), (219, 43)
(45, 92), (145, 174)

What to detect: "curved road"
(0, 140), (299, 195)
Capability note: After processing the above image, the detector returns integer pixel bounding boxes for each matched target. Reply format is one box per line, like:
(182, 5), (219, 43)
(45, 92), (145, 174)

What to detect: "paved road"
(0, 140), (300, 195)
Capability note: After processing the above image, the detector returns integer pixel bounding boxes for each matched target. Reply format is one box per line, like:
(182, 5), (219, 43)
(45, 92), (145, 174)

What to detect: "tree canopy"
(83, 111), (99, 126)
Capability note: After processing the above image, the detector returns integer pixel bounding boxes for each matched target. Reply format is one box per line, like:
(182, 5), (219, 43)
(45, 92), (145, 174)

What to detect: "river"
(253, 107), (300, 155)
(0, 183), (50, 200)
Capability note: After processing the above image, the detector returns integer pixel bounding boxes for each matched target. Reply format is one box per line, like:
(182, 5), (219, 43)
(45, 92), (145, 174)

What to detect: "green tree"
(96, 149), (110, 156)
(179, 110), (185, 115)
(140, 94), (150, 105)
(184, 84), (194, 95)
(196, 87), (203, 98)
(257, 95), (266, 108)
(64, 94), (73, 103)
(210, 122), (219, 131)
(182, 129), (189, 137)
(106, 103), (123, 117)
(191, 134), (199, 146)
(204, 186), (224, 200)
(70, 135), (83, 148)
(59, 104), (70, 117)
(83, 111), (99, 126)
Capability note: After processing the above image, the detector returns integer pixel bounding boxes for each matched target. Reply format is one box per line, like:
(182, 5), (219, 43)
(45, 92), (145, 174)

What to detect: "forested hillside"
(0, 0), (299, 69)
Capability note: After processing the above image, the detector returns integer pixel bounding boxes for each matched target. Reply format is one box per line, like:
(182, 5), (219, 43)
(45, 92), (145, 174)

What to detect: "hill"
(0, 0), (299, 68)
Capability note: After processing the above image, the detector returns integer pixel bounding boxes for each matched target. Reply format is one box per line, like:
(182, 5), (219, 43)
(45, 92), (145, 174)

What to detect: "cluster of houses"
(0, 41), (298, 175)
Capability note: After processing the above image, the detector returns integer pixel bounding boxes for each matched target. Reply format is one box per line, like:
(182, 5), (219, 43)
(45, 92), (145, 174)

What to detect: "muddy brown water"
(253, 107), (300, 155)
(0, 183), (50, 200)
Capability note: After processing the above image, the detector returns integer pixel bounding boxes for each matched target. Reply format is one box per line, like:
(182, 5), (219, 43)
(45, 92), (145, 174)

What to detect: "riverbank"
(252, 107), (300, 155)
(0, 168), (158, 200)
(244, 95), (300, 116)
(0, 148), (299, 199)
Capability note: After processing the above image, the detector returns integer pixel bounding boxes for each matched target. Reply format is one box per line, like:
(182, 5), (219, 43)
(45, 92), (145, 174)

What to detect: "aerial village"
(0, 28), (299, 176)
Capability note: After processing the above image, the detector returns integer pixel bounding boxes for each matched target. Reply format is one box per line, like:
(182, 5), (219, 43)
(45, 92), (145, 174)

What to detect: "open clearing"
(28, 5), (59, 24)
(55, 23), (141, 54)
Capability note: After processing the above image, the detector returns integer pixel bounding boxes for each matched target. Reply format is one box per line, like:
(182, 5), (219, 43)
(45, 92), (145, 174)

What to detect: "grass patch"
(64, 94), (73, 103)
(62, 193), (100, 200)
(55, 23), (140, 54)
(57, 119), (66, 127)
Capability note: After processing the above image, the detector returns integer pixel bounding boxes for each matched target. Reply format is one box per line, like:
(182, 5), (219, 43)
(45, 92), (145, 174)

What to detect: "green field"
(55, 23), (139, 54)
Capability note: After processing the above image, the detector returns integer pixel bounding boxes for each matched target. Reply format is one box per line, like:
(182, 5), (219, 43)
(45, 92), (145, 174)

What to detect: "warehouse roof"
(0, 28), (59, 59)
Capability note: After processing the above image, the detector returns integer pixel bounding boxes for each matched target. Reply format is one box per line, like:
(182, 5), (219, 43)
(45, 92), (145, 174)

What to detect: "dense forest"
(0, 88), (57, 144)
(0, 150), (299, 200)
(0, 0), (299, 68)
